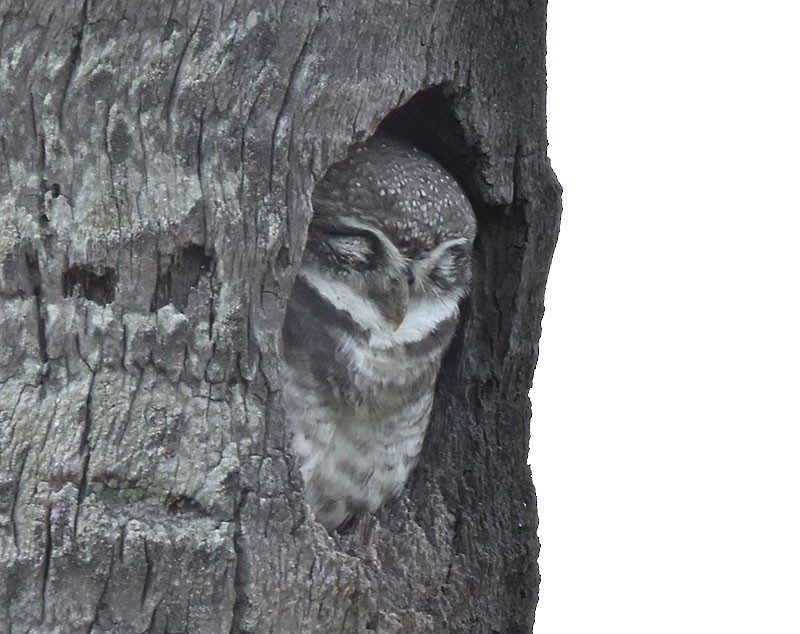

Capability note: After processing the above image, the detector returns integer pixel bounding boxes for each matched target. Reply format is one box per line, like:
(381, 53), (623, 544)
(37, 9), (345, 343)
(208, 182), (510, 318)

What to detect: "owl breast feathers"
(281, 134), (476, 530)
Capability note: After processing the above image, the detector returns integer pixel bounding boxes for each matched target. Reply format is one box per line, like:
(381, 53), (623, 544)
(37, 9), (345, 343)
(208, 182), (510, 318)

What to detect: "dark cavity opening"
(151, 243), (214, 313)
(378, 86), (480, 204)
(62, 265), (117, 306)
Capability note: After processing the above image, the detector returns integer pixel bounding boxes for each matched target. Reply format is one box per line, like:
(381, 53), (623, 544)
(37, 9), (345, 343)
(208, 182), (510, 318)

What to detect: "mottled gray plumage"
(281, 134), (476, 530)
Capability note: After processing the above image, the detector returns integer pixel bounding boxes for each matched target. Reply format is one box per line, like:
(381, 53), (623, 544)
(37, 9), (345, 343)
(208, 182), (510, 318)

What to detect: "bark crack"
(74, 364), (97, 535)
(0, 134), (12, 188)
(116, 365), (145, 445)
(141, 539), (154, 609)
(103, 104), (124, 233)
(229, 483), (252, 634)
(134, 102), (150, 201)
(268, 11), (323, 189)
(10, 446), (30, 550)
(39, 505), (53, 622)
(30, 91), (47, 224)
(164, 10), (204, 131)
(57, 0), (90, 130)
(25, 248), (50, 368)
(142, 597), (162, 634)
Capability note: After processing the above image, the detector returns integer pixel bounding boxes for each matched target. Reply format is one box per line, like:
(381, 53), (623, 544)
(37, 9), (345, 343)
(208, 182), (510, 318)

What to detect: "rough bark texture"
(0, 1), (560, 632)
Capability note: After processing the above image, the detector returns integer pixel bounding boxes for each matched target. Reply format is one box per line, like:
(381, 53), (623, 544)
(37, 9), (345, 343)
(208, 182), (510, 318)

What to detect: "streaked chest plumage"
(281, 134), (475, 530)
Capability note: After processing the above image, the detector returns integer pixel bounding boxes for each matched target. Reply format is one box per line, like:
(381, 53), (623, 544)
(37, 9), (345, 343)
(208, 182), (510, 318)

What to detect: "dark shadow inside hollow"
(62, 264), (117, 306)
(150, 243), (214, 313)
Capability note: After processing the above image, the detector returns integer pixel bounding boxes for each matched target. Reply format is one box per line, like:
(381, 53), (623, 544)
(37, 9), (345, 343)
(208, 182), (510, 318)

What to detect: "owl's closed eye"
(309, 227), (383, 271)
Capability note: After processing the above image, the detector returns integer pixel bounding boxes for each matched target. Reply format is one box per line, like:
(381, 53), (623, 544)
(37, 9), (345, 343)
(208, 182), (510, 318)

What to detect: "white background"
(530, 1), (800, 632)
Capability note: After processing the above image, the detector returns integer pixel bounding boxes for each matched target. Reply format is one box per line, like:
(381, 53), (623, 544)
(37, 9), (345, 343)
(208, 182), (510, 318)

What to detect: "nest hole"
(62, 265), (117, 306)
(150, 244), (214, 313)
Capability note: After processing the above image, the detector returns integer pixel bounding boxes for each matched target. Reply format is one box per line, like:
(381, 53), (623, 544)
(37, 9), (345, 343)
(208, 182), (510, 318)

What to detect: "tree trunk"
(0, 1), (560, 632)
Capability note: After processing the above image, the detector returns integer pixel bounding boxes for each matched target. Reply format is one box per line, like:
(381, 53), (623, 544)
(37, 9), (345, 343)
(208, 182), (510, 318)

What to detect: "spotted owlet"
(281, 134), (476, 530)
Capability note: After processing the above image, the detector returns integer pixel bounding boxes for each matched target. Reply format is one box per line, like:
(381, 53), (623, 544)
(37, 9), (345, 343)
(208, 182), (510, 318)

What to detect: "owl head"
(302, 135), (476, 340)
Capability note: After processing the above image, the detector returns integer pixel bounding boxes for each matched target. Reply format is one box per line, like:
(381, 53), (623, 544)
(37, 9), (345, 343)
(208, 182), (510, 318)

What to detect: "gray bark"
(0, 1), (560, 632)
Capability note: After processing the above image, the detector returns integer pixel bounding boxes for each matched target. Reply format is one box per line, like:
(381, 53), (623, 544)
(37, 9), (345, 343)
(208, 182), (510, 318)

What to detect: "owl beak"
(385, 276), (410, 331)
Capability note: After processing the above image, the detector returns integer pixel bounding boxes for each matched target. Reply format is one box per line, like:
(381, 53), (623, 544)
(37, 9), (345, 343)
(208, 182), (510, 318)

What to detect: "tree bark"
(0, 1), (560, 632)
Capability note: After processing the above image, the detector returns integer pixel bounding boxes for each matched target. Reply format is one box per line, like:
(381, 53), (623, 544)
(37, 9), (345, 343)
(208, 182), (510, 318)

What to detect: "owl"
(281, 134), (476, 530)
